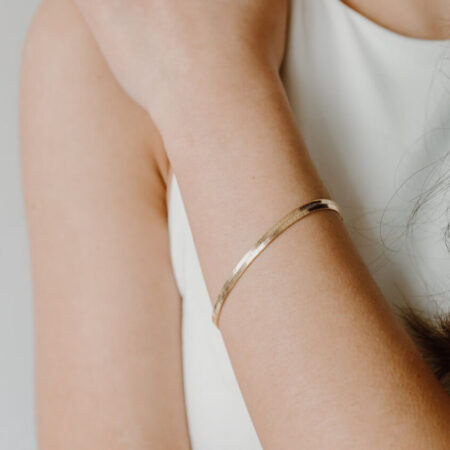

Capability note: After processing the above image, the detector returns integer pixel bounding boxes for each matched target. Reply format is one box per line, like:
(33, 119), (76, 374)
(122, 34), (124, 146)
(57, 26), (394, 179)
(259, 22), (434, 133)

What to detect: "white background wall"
(1, 1), (40, 449)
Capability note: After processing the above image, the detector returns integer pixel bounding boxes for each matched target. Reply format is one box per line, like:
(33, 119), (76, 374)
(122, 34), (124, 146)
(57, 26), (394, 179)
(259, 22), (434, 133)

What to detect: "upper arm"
(20, 1), (189, 448)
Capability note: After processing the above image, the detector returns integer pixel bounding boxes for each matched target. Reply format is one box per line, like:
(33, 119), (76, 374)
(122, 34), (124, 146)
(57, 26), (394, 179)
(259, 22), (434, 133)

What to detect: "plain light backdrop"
(1, 1), (40, 449)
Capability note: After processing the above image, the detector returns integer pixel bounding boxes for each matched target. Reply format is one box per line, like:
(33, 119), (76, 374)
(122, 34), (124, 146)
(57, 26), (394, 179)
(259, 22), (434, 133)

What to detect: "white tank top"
(167, 0), (450, 448)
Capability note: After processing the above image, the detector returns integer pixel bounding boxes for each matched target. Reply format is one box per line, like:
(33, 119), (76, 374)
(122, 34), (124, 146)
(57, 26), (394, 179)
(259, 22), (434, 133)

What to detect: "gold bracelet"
(212, 198), (343, 328)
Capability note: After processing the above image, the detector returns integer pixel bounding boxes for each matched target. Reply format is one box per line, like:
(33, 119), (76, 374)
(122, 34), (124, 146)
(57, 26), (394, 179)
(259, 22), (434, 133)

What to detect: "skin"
(21, 1), (189, 448)
(20, 0), (450, 449)
(342, 0), (450, 39)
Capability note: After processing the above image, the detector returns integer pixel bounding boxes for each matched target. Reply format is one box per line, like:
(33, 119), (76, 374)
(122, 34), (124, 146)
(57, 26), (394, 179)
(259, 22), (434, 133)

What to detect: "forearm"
(155, 64), (328, 296)
(152, 68), (450, 448)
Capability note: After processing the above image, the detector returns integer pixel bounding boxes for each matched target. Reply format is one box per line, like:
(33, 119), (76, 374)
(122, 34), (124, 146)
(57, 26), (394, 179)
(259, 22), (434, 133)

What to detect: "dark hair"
(396, 304), (450, 394)
(390, 46), (450, 395)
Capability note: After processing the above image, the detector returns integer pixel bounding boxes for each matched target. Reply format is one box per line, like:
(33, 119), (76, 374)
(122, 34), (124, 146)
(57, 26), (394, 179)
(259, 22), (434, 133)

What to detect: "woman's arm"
(20, 1), (190, 448)
(73, 1), (450, 448)
(165, 67), (450, 449)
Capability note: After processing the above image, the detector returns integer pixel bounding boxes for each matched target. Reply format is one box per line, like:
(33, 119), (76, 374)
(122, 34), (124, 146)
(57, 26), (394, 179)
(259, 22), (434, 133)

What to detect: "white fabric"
(167, 0), (450, 448)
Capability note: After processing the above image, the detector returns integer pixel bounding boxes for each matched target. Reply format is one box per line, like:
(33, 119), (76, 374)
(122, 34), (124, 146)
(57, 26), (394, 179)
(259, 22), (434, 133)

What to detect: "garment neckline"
(335, 0), (450, 46)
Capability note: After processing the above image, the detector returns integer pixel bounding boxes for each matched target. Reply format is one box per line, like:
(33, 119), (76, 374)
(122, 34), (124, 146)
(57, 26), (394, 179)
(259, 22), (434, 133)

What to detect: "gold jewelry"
(212, 198), (343, 328)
